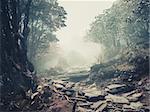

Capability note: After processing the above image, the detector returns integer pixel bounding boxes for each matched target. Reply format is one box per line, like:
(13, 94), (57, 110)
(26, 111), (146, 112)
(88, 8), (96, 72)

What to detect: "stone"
(86, 94), (105, 102)
(65, 82), (75, 89)
(123, 102), (143, 110)
(78, 91), (85, 96)
(53, 80), (64, 84)
(61, 89), (75, 97)
(37, 85), (43, 92)
(70, 97), (87, 102)
(123, 104), (135, 109)
(65, 90), (75, 97)
(106, 84), (133, 94)
(77, 107), (93, 112)
(95, 102), (107, 112)
(77, 107), (86, 112)
(105, 94), (129, 104)
(107, 84), (126, 89)
(127, 92), (143, 102)
(122, 90), (137, 97)
(91, 101), (105, 109)
(78, 102), (93, 108)
(31, 92), (39, 100)
(49, 99), (73, 112)
(88, 83), (96, 89)
(53, 83), (65, 90)
(83, 87), (105, 102)
(84, 87), (104, 96)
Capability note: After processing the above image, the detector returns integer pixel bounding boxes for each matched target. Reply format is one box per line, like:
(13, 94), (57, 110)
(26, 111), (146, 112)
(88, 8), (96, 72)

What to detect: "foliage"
(86, 0), (149, 60)
(27, 0), (67, 70)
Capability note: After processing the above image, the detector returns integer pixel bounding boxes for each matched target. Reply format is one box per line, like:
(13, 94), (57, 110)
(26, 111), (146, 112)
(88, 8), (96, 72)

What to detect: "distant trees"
(27, 0), (67, 70)
(86, 0), (149, 60)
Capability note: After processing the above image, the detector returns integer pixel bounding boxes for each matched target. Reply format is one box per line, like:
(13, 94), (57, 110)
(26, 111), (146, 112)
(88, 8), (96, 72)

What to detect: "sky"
(56, 0), (115, 51)
(48, 0), (116, 69)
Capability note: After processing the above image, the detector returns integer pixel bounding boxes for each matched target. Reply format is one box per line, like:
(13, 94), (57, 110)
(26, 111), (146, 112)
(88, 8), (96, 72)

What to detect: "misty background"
(43, 0), (115, 71)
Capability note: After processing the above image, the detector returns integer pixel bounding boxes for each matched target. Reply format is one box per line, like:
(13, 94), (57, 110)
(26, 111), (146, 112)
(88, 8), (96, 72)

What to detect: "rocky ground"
(17, 47), (148, 112)
(2, 47), (149, 112)
(12, 73), (149, 112)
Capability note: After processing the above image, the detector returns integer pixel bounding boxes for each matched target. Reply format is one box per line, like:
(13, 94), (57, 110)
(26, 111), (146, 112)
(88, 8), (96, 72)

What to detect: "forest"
(0, 0), (149, 112)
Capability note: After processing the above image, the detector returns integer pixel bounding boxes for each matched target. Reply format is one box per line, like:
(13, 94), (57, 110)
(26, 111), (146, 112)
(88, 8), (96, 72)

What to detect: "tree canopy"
(86, 0), (149, 60)
(27, 0), (67, 71)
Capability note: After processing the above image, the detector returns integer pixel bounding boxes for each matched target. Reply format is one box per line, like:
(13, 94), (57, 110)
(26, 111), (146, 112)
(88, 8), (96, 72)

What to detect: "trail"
(50, 71), (89, 83)
(36, 73), (149, 112)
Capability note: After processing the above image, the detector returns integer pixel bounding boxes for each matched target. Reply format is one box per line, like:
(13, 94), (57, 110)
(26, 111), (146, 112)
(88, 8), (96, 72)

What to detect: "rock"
(91, 101), (105, 109)
(42, 87), (52, 102)
(84, 87), (98, 94)
(65, 90), (75, 97)
(107, 84), (126, 89)
(138, 80), (142, 86)
(31, 92), (40, 100)
(122, 90), (137, 97)
(95, 102), (107, 112)
(53, 83), (65, 90)
(65, 82), (75, 89)
(53, 80), (64, 84)
(49, 99), (73, 112)
(37, 85), (43, 92)
(78, 102), (93, 108)
(123, 104), (135, 110)
(88, 83), (96, 89)
(53, 80), (66, 86)
(123, 102), (143, 110)
(61, 88), (76, 96)
(70, 97), (87, 102)
(106, 84), (134, 94)
(83, 87), (105, 102)
(77, 107), (86, 112)
(83, 87), (104, 96)
(129, 92), (142, 98)
(65, 91), (74, 97)
(85, 94), (105, 102)
(47, 79), (53, 86)
(105, 94), (129, 104)
(77, 107), (93, 112)
(127, 92), (143, 102)
(78, 91), (85, 96)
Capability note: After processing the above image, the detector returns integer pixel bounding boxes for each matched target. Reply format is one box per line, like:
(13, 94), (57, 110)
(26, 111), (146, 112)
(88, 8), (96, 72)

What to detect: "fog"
(44, 0), (115, 71)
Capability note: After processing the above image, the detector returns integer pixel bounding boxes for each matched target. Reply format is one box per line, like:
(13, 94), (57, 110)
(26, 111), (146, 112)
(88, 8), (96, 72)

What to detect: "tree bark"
(1, 0), (36, 111)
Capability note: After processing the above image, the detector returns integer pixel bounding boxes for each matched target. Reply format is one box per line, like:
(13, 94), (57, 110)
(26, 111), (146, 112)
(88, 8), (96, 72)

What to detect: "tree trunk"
(1, 0), (36, 111)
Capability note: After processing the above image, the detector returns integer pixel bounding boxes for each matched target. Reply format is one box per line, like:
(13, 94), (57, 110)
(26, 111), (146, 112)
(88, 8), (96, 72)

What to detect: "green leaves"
(86, 0), (149, 59)
(27, 0), (67, 71)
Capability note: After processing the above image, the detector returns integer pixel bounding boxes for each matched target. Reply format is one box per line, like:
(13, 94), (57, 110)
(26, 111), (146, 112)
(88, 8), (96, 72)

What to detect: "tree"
(27, 0), (67, 70)
(1, 0), (36, 110)
(86, 0), (149, 60)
